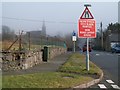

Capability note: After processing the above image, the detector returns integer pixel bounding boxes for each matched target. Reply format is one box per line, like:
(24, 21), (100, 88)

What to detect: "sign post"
(78, 4), (96, 71)
(72, 31), (77, 52)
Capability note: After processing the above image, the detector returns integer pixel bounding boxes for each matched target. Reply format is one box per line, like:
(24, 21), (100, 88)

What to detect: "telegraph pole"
(19, 30), (23, 51)
(100, 22), (103, 50)
(19, 30), (21, 51)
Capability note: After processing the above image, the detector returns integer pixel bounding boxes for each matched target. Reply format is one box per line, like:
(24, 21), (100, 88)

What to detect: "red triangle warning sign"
(80, 7), (94, 19)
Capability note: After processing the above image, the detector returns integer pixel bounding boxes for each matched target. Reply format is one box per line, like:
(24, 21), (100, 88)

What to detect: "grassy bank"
(2, 53), (102, 88)
(2, 72), (93, 88)
(59, 53), (102, 76)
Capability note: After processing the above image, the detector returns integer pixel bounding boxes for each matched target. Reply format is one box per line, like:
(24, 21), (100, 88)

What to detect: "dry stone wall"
(2, 47), (67, 71)
(49, 47), (67, 59)
(22, 51), (42, 69)
(2, 50), (43, 71)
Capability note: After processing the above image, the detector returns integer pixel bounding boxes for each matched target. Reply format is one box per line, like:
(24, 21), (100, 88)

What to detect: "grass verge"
(2, 53), (102, 88)
(59, 53), (102, 77)
(2, 72), (93, 88)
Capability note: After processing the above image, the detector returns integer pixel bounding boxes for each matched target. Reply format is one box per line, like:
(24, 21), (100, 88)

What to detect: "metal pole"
(84, 4), (91, 71)
(73, 41), (75, 52)
(86, 38), (89, 71)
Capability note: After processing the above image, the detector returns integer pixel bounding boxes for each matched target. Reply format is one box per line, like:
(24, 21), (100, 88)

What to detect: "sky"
(1, 1), (119, 36)
(118, 1), (120, 23)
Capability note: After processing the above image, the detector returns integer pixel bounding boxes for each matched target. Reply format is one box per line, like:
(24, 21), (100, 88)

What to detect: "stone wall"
(2, 52), (21, 71)
(22, 51), (42, 69)
(2, 47), (67, 71)
(2, 50), (43, 71)
(49, 47), (67, 59)
(2, 59), (21, 71)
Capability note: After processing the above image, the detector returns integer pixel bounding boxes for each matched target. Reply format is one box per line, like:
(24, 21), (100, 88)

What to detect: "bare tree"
(2, 25), (15, 41)
(64, 33), (73, 50)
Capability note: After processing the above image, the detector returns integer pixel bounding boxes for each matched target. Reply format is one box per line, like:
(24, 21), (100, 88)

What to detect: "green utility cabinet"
(43, 46), (49, 62)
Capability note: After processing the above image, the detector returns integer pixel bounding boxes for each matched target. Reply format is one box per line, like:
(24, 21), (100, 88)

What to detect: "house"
(105, 31), (120, 51)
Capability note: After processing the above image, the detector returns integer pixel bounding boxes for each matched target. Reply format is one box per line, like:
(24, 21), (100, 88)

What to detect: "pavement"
(3, 52), (72, 75)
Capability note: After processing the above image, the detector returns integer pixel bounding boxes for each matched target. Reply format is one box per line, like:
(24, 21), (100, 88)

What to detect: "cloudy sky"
(118, 1), (120, 23)
(1, 1), (119, 36)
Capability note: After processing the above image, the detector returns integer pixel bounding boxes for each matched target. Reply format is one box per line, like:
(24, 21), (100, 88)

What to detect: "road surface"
(89, 51), (120, 89)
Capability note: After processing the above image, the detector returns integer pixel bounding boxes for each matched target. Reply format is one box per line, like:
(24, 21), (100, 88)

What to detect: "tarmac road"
(89, 50), (120, 89)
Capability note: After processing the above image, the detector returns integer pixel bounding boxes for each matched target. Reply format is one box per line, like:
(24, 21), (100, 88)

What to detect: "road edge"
(73, 69), (103, 89)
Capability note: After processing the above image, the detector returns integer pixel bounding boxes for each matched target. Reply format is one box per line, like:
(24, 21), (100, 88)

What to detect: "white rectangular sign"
(72, 36), (76, 41)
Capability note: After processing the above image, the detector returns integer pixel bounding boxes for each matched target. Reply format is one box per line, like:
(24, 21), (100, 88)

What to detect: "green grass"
(0, 75), (2, 89)
(59, 53), (102, 76)
(2, 53), (102, 88)
(2, 72), (93, 88)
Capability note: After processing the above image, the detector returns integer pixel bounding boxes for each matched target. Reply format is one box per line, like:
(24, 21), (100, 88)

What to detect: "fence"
(22, 35), (67, 50)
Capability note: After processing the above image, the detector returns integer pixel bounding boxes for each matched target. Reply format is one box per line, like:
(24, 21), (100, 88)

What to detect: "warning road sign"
(78, 19), (96, 38)
(78, 5), (96, 38)
(80, 7), (94, 19)
(78, 4), (96, 71)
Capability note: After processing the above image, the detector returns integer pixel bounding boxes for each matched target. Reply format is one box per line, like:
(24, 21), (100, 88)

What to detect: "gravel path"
(3, 52), (71, 75)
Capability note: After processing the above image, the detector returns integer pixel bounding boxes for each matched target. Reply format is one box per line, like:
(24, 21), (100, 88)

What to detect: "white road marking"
(98, 84), (107, 89)
(107, 54), (113, 56)
(106, 80), (114, 84)
(111, 85), (120, 89)
(96, 54), (100, 56)
(118, 54), (120, 56)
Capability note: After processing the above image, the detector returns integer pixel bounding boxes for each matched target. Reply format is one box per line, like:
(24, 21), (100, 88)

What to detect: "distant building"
(104, 30), (120, 51)
(27, 21), (46, 38)
(110, 33), (119, 43)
